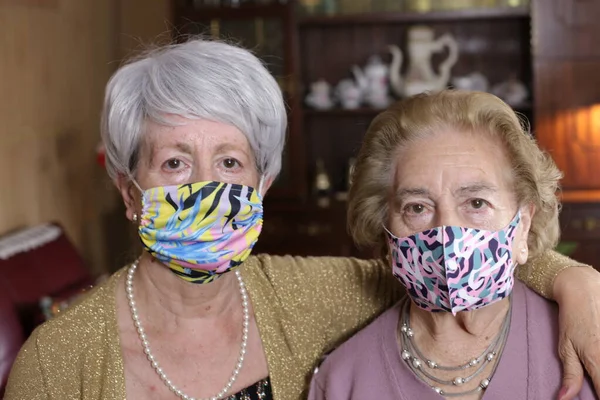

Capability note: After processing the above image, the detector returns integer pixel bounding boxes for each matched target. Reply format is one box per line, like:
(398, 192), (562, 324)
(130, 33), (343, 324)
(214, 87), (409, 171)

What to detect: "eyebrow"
(394, 188), (430, 202)
(453, 183), (498, 197)
(215, 143), (250, 159)
(148, 142), (193, 167)
(174, 142), (193, 154)
(393, 183), (498, 202)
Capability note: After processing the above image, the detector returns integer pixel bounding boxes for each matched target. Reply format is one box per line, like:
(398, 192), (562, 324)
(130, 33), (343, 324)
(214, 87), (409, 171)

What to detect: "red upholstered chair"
(0, 223), (94, 391)
(0, 289), (24, 397)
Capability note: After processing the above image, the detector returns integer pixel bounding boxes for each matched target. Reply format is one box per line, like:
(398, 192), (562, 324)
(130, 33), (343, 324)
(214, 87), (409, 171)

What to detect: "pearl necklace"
(126, 261), (250, 400)
(398, 299), (511, 397)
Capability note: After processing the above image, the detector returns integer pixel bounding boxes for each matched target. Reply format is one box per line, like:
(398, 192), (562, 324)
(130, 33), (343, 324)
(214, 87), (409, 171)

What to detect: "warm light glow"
(591, 104), (600, 141)
(542, 104), (600, 192)
(570, 104), (600, 146)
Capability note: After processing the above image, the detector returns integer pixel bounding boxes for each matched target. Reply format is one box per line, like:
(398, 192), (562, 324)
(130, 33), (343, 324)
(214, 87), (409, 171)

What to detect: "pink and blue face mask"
(385, 213), (521, 315)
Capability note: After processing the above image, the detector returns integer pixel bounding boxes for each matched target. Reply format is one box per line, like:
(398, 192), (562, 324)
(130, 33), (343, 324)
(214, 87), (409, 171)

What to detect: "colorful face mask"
(385, 213), (520, 315)
(138, 181), (263, 284)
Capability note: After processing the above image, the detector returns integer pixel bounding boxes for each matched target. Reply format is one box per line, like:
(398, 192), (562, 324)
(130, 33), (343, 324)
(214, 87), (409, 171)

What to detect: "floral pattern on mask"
(386, 213), (520, 315)
(139, 181), (263, 284)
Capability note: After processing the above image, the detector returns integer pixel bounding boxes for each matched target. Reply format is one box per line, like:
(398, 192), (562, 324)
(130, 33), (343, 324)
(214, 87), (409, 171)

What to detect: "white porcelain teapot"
(305, 79), (334, 110)
(335, 79), (362, 109)
(389, 25), (459, 98)
(352, 56), (391, 109)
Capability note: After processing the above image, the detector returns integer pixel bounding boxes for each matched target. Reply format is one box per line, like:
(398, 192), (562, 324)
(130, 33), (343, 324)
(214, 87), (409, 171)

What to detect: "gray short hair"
(101, 38), (287, 181)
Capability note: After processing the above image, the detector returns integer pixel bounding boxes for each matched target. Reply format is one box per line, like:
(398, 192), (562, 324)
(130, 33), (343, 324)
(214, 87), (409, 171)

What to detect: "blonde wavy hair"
(347, 90), (562, 259)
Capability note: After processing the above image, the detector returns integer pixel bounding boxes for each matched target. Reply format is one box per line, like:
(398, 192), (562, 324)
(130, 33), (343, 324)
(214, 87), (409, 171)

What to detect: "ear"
(258, 175), (275, 197)
(116, 174), (141, 222)
(516, 202), (536, 265)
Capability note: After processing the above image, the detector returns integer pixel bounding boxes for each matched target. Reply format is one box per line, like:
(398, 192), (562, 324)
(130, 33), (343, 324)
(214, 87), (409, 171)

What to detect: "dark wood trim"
(0, 0), (58, 7)
(285, 0), (308, 201)
(174, 3), (289, 22)
(303, 103), (532, 117)
(298, 6), (530, 27)
(303, 108), (381, 117)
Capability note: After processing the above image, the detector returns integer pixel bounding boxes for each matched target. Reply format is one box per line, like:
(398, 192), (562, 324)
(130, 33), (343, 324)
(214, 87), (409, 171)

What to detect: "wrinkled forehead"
(140, 116), (254, 156)
(390, 129), (516, 199)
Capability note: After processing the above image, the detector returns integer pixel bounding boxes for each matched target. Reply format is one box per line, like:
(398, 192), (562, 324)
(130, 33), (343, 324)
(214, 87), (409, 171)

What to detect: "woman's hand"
(554, 266), (600, 400)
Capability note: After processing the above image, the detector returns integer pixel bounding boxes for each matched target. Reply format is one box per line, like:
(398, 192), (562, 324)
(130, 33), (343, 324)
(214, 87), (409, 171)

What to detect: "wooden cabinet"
(532, 0), (600, 266)
(298, 5), (533, 203)
(173, 1), (307, 201)
(533, 0), (600, 191)
(559, 202), (600, 267)
(172, 1), (600, 264)
(253, 200), (372, 258)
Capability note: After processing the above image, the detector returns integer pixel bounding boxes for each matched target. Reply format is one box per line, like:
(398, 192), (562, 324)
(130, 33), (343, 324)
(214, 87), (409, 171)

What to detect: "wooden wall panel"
(0, 1), (118, 275)
(0, 0), (170, 274)
(118, 0), (172, 60)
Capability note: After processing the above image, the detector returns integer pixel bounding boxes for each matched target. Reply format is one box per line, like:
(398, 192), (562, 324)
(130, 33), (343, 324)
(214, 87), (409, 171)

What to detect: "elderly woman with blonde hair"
(4, 40), (600, 400)
(309, 90), (598, 399)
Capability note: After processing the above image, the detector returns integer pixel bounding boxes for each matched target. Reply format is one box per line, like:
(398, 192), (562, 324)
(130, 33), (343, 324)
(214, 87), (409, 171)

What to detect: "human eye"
(398, 202), (434, 231)
(468, 198), (490, 210)
(403, 203), (428, 215)
(161, 158), (187, 172)
(220, 157), (242, 171)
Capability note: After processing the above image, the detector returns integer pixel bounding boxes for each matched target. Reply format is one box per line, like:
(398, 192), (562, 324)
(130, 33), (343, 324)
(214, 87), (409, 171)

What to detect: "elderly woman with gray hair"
(5, 39), (600, 400)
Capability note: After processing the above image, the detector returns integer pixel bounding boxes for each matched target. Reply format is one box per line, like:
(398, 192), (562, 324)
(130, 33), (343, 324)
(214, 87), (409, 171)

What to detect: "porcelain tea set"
(306, 25), (528, 110)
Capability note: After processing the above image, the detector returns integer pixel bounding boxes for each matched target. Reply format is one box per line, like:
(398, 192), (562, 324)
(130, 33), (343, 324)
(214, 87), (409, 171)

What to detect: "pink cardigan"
(309, 281), (597, 399)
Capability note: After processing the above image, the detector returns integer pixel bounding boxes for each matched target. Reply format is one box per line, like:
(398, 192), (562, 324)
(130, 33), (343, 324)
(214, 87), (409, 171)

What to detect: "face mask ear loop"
(258, 175), (265, 197)
(128, 174), (143, 194)
(382, 225), (397, 239)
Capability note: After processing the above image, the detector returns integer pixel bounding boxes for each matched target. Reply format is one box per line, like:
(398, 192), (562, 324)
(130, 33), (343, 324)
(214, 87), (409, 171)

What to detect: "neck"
(133, 252), (240, 323)
(410, 299), (510, 348)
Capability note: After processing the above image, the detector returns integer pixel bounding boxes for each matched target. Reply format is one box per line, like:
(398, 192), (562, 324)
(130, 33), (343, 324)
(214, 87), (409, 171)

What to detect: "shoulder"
(309, 304), (401, 399)
(244, 254), (388, 296)
(513, 282), (596, 398)
(243, 254), (392, 318)
(30, 267), (123, 359)
(515, 280), (557, 323)
(512, 280), (559, 342)
(243, 255), (402, 380)
(246, 254), (383, 280)
(315, 303), (400, 380)
(5, 269), (124, 398)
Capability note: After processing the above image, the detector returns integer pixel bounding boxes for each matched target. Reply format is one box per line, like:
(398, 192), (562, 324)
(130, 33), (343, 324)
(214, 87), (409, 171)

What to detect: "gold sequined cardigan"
(5, 251), (582, 400)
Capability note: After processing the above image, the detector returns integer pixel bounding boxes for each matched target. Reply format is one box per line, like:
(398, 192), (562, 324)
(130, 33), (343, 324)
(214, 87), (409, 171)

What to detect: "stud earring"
(520, 247), (527, 254)
(132, 213), (138, 222)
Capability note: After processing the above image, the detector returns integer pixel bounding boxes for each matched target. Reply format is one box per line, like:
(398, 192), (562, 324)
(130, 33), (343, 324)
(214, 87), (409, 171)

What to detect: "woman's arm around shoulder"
(251, 254), (404, 344)
(516, 249), (588, 299)
(518, 249), (600, 399)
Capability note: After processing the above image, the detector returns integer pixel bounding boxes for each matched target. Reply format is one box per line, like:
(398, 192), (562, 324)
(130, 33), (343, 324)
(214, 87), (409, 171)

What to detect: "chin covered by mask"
(385, 213), (521, 315)
(137, 181), (263, 284)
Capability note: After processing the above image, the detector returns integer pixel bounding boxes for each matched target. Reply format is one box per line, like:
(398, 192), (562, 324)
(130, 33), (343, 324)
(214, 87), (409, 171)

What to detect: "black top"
(227, 377), (271, 400)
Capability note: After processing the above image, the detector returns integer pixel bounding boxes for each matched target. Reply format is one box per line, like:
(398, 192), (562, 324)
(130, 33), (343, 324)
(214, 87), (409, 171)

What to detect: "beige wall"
(119, 0), (172, 59)
(0, 0), (170, 274)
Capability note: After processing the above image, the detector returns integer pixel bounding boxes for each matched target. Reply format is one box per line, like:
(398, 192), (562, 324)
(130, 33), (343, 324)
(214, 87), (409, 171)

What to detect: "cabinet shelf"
(175, 3), (288, 21)
(299, 6), (530, 26)
(303, 107), (382, 116)
(512, 102), (533, 113)
(304, 102), (532, 117)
